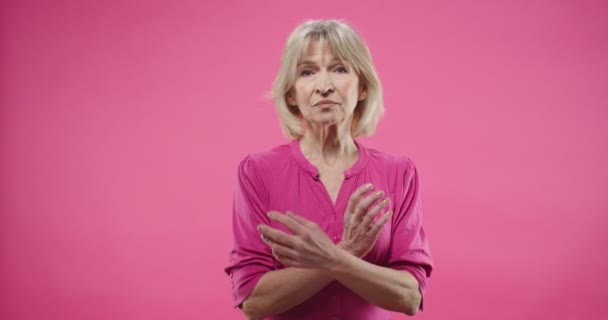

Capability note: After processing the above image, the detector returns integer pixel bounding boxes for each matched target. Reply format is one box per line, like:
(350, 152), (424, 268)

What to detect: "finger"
(258, 224), (297, 248)
(273, 252), (298, 267)
(267, 211), (306, 235)
(345, 183), (374, 214)
(270, 242), (301, 267)
(286, 211), (319, 230)
(270, 242), (300, 259)
(354, 190), (385, 221)
(370, 210), (392, 234)
(361, 197), (390, 226)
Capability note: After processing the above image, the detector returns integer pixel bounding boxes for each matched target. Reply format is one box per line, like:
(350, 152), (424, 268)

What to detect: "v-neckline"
(289, 139), (369, 210)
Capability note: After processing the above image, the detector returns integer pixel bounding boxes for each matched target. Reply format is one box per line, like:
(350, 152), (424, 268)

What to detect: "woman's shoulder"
(365, 144), (417, 172)
(237, 142), (293, 174)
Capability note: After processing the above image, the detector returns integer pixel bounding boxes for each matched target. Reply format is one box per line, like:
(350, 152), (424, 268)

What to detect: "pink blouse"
(225, 139), (433, 319)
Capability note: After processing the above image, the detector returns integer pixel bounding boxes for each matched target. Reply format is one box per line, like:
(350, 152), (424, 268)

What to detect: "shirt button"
(232, 294), (237, 301)
(333, 235), (339, 241)
(332, 215), (336, 220)
(330, 296), (337, 302)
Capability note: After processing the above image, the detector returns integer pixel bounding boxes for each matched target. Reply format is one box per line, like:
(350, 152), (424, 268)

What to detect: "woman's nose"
(315, 73), (334, 95)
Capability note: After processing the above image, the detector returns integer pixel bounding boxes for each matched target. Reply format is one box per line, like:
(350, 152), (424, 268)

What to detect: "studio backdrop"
(1, 0), (607, 319)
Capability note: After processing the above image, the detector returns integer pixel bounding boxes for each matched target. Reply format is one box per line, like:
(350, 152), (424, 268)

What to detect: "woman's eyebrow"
(297, 60), (317, 67)
(297, 59), (344, 67)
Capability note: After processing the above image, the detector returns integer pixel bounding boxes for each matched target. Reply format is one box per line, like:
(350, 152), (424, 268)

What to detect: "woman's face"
(287, 41), (367, 128)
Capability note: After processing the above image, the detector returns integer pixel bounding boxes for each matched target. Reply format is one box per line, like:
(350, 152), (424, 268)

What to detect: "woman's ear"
(286, 90), (296, 106)
(358, 84), (368, 101)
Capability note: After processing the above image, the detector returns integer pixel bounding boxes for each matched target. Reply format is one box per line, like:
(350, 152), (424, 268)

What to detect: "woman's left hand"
(258, 211), (340, 269)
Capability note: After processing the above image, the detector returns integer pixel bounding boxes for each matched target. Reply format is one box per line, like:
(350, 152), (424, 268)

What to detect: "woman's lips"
(314, 101), (338, 107)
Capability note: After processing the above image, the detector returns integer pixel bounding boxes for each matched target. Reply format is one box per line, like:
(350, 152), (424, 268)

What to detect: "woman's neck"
(298, 124), (358, 167)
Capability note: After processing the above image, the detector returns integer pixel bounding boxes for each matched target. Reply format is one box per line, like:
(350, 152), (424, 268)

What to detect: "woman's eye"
(300, 69), (313, 76)
(335, 66), (348, 73)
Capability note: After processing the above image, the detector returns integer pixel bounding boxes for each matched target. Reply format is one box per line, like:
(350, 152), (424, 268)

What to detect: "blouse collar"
(289, 138), (369, 180)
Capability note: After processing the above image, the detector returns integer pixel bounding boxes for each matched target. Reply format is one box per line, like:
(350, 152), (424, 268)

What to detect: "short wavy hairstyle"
(271, 19), (384, 139)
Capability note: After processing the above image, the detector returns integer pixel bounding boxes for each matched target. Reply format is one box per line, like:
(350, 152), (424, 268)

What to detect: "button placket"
(327, 289), (340, 320)
(330, 207), (338, 242)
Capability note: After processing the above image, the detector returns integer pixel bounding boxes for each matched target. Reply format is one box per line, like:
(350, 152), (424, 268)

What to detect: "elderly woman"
(225, 19), (433, 320)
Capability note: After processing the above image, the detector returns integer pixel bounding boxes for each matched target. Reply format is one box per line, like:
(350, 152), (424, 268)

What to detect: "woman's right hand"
(339, 184), (392, 258)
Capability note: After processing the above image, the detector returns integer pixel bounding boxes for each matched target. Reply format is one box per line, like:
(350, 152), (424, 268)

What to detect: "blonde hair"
(271, 19), (384, 139)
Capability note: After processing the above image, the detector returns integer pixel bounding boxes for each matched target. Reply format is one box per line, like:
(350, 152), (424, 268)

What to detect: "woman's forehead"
(299, 39), (347, 63)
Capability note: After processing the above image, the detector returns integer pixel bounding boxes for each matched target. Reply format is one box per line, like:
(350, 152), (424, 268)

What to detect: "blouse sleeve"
(388, 157), (434, 311)
(224, 155), (275, 308)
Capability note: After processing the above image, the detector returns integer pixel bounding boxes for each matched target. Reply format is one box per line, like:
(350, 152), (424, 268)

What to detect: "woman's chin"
(310, 117), (345, 127)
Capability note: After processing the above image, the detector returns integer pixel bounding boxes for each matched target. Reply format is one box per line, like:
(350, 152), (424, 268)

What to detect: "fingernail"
(376, 191), (384, 196)
(267, 212), (273, 218)
(257, 224), (264, 232)
(365, 183), (373, 190)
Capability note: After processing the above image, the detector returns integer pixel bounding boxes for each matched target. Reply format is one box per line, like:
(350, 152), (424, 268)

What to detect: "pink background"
(1, 0), (607, 319)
